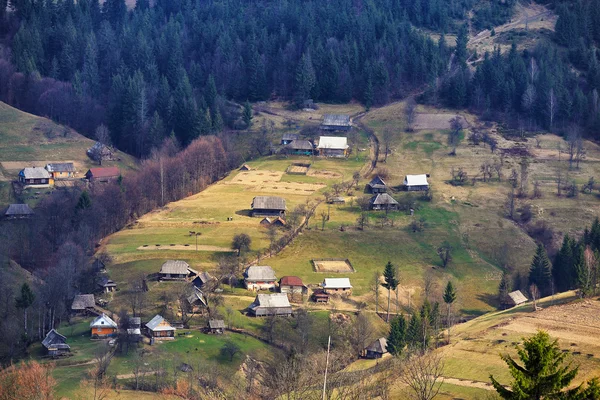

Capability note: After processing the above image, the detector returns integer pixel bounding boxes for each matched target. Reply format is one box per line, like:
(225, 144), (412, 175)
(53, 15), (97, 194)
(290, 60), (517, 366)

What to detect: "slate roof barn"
(369, 193), (399, 211)
(321, 114), (351, 131)
(71, 294), (95, 311)
(192, 272), (215, 289)
(5, 204), (34, 218)
(404, 174), (430, 191)
(160, 260), (192, 280)
(248, 293), (293, 316)
(508, 290), (528, 306)
(244, 266), (277, 290)
(186, 287), (208, 309)
(251, 196), (286, 217)
(19, 167), (53, 186)
(97, 277), (117, 292)
(208, 319), (226, 334)
(42, 329), (70, 357)
(366, 176), (387, 193)
(285, 139), (314, 155)
(364, 337), (388, 359)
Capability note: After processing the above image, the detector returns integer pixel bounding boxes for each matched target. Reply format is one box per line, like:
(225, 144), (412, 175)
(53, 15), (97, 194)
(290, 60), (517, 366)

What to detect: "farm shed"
(145, 315), (176, 340)
(208, 319), (225, 334)
(42, 329), (70, 357)
(5, 204), (34, 219)
(320, 114), (351, 131)
(366, 176), (387, 193)
(90, 314), (118, 338)
(97, 277), (116, 293)
(251, 196), (286, 217)
(285, 140), (314, 155)
(45, 163), (75, 179)
(71, 294), (95, 312)
(85, 167), (120, 182)
(92, 258), (106, 272)
(281, 133), (299, 145)
(508, 290), (528, 307)
(192, 271), (215, 289)
(186, 287), (208, 313)
(317, 136), (349, 157)
(328, 197), (345, 204)
(322, 278), (352, 295)
(239, 164), (252, 171)
(248, 293), (292, 317)
(127, 317), (142, 338)
(312, 290), (329, 303)
(160, 260), (195, 280)
(363, 337), (388, 359)
(403, 174), (429, 191)
(244, 266), (277, 291)
(369, 193), (399, 211)
(19, 167), (53, 187)
(279, 276), (307, 294)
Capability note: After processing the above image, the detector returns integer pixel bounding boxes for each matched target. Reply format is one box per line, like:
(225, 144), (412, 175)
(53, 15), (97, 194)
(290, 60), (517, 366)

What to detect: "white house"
(244, 266), (277, 291)
(322, 278), (353, 295)
(403, 174), (430, 191)
(317, 136), (349, 157)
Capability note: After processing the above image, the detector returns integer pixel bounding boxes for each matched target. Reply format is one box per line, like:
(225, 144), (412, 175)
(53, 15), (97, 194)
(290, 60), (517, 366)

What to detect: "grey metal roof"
(366, 337), (388, 354)
(20, 167), (51, 179)
(90, 314), (118, 328)
(42, 329), (69, 349)
(46, 163), (75, 172)
(322, 114), (351, 126)
(98, 277), (116, 287)
(186, 288), (207, 306)
(129, 317), (141, 327)
(160, 260), (190, 275)
(367, 176), (387, 189)
(252, 196), (286, 211)
(209, 319), (226, 329)
(250, 293), (291, 309)
(71, 294), (95, 310)
(288, 140), (313, 150)
(145, 314), (175, 331)
(323, 278), (352, 289)
(508, 290), (528, 305)
(197, 272), (214, 284)
(282, 133), (299, 141)
(370, 193), (399, 205)
(245, 266), (277, 282)
(5, 204), (34, 216)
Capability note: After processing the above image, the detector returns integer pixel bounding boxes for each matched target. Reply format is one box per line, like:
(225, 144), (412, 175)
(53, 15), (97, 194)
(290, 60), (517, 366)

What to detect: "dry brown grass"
(312, 259), (354, 273)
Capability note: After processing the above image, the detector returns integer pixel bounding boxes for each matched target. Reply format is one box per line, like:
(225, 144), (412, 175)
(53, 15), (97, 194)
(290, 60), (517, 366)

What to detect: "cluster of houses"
(364, 174), (430, 211)
(17, 163), (120, 188)
(280, 114), (351, 158)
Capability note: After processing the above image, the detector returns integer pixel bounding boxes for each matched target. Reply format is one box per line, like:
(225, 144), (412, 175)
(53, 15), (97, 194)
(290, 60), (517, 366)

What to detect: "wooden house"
(251, 196), (286, 217)
(322, 278), (352, 295)
(279, 276), (307, 294)
(248, 293), (292, 317)
(127, 317), (142, 338)
(90, 314), (118, 338)
(97, 277), (117, 293)
(364, 337), (388, 359)
(85, 167), (120, 183)
(320, 114), (351, 131)
(281, 133), (299, 145)
(285, 140), (314, 156)
(317, 136), (349, 157)
(45, 163), (75, 179)
(192, 271), (215, 289)
(369, 193), (399, 211)
(160, 260), (195, 280)
(19, 167), (53, 187)
(71, 294), (95, 312)
(208, 319), (225, 334)
(507, 290), (528, 307)
(42, 329), (70, 357)
(186, 287), (208, 313)
(145, 315), (175, 340)
(366, 176), (387, 193)
(5, 204), (34, 219)
(244, 266), (277, 291)
(403, 174), (430, 191)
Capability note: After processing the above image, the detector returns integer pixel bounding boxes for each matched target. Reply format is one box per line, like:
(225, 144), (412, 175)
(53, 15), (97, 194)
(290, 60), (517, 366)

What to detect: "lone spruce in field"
(528, 243), (552, 296)
(443, 281), (456, 344)
(381, 261), (399, 322)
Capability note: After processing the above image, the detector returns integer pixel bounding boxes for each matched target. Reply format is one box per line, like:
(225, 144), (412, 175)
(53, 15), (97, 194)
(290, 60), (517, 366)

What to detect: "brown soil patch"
(313, 259), (354, 273)
(227, 170), (283, 185)
(137, 244), (233, 252)
(413, 114), (467, 130)
(256, 182), (326, 195)
(288, 165), (309, 174)
(307, 170), (343, 179)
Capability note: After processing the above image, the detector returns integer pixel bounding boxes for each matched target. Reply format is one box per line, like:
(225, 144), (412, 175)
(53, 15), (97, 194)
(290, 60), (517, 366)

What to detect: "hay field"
(312, 259), (354, 273)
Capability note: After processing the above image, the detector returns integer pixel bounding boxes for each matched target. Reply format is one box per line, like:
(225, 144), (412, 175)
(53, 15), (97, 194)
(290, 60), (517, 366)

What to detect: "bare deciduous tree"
(382, 127), (394, 163)
(405, 98), (417, 132)
(400, 351), (445, 400)
(548, 88), (558, 131)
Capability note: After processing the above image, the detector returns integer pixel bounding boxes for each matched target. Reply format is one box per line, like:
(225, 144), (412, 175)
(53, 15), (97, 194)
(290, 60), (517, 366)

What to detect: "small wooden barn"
(239, 164), (252, 171)
(45, 163), (75, 179)
(71, 294), (95, 312)
(160, 260), (195, 280)
(19, 167), (53, 187)
(366, 176), (387, 193)
(186, 287), (208, 314)
(285, 139), (314, 155)
(127, 317), (142, 339)
(85, 167), (120, 183)
(192, 271), (215, 289)
(320, 114), (351, 131)
(281, 133), (299, 145)
(251, 196), (286, 217)
(90, 314), (118, 338)
(97, 277), (117, 293)
(279, 276), (307, 294)
(404, 174), (430, 191)
(507, 290), (528, 307)
(248, 293), (292, 317)
(145, 315), (176, 340)
(364, 337), (388, 359)
(5, 204), (34, 219)
(369, 193), (399, 211)
(244, 266), (277, 291)
(312, 290), (329, 303)
(208, 319), (226, 334)
(42, 329), (70, 357)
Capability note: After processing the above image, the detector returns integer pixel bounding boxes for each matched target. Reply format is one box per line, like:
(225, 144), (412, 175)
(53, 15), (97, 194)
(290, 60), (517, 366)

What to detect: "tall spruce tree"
(498, 271), (511, 307)
(15, 283), (35, 336)
(381, 261), (399, 322)
(553, 235), (576, 292)
(528, 243), (552, 296)
(387, 315), (407, 356)
(443, 281), (456, 344)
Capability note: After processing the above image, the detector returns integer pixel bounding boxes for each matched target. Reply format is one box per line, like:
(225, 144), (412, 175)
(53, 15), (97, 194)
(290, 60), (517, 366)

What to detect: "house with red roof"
(85, 167), (120, 183)
(279, 276), (307, 295)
